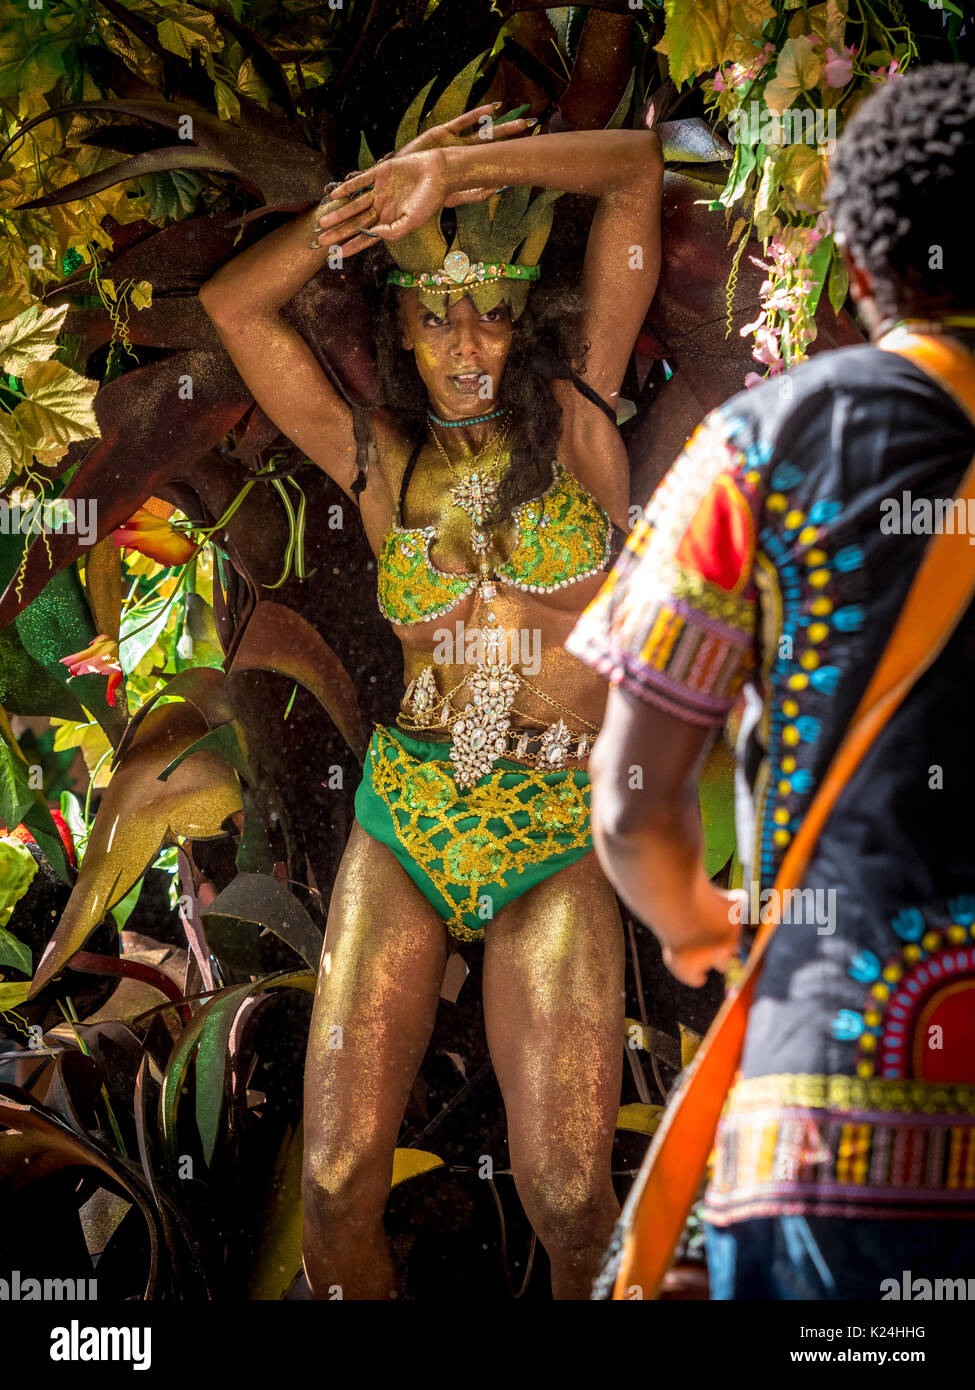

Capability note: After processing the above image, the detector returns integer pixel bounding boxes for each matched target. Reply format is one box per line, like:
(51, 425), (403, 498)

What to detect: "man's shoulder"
(708, 342), (973, 457)
(720, 343), (900, 421)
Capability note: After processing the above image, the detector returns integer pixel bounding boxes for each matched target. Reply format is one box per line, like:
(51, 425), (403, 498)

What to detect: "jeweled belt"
(398, 656), (599, 788)
(397, 714), (596, 769)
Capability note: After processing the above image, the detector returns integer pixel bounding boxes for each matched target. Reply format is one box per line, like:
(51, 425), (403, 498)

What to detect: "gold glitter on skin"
(302, 822), (447, 1300)
(482, 850), (624, 1300)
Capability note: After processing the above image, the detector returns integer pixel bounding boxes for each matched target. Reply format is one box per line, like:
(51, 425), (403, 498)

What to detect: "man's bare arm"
(587, 685), (741, 986)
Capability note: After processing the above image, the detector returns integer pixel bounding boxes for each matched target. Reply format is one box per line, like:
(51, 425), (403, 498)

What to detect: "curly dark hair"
(361, 247), (590, 523)
(826, 63), (975, 321)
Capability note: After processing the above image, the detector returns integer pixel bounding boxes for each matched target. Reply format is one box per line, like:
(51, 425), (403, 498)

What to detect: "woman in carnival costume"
(200, 62), (663, 1299)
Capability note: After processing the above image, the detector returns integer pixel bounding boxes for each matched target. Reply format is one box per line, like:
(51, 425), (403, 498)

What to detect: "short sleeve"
(567, 411), (760, 727)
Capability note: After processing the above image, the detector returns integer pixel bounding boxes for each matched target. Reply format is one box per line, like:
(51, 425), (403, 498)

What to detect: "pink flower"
(60, 635), (123, 707)
(744, 372), (765, 389)
(766, 233), (798, 270)
(872, 58), (903, 84)
(823, 43), (856, 88)
(752, 326), (783, 368)
(713, 68), (727, 93)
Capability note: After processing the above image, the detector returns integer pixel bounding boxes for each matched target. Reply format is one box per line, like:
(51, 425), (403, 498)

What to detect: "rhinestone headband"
(387, 249), (541, 292)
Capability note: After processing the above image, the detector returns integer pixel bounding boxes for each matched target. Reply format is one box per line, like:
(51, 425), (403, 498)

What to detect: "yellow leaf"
(679, 1023), (704, 1069)
(775, 142), (827, 212)
(808, 0), (849, 51)
(729, 0), (776, 42)
(130, 280), (153, 311)
(753, 155), (777, 239)
(764, 35), (824, 114)
(390, 1149), (444, 1186)
(236, 57), (271, 103)
(157, 6), (223, 60)
(51, 718), (114, 788)
(0, 293), (34, 324)
(0, 302), (68, 375)
(213, 77), (240, 123)
(122, 548), (166, 580)
(16, 361), (100, 450)
(0, 411), (32, 485)
(728, 215), (747, 246)
(657, 0), (738, 87)
(0, 981), (31, 1012)
(99, 278), (117, 303)
(617, 1103), (664, 1136)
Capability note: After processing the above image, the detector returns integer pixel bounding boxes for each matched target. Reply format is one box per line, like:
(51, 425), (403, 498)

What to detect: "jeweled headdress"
(359, 56), (559, 321)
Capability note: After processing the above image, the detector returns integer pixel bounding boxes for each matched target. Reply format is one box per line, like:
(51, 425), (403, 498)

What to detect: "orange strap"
(612, 331), (975, 1300)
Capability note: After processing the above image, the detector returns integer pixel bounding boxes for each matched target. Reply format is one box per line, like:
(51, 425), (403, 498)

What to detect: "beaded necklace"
(427, 406), (507, 429)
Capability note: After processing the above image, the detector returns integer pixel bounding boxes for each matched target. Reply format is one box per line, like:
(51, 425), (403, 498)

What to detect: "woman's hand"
(311, 104), (537, 256)
(396, 101), (536, 164)
(316, 149), (449, 248)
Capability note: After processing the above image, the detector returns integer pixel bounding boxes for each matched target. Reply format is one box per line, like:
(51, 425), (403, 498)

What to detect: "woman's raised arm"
(198, 203), (369, 501)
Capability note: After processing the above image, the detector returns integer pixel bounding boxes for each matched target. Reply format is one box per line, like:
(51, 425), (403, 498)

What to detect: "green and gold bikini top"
(378, 450), (624, 627)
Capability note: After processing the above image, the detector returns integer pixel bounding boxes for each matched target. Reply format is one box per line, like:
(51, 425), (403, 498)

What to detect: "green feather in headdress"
(359, 55), (558, 320)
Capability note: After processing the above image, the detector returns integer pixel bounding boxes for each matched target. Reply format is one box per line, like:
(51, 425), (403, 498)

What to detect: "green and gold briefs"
(354, 725), (592, 940)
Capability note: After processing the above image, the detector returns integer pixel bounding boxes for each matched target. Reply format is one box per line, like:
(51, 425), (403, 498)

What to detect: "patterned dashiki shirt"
(568, 341), (975, 1226)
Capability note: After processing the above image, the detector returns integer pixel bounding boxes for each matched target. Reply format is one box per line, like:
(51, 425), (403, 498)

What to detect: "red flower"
(1, 809), (77, 868)
(60, 634), (123, 707)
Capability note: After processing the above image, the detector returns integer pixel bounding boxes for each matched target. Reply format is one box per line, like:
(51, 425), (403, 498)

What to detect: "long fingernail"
(489, 101), (502, 109)
(526, 117), (539, 127)
(308, 240), (324, 249)
(355, 226), (379, 237)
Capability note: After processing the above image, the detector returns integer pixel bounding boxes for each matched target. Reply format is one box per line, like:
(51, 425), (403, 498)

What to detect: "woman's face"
(398, 293), (513, 418)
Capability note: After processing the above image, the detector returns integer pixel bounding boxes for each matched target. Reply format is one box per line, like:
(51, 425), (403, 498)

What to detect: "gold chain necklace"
(430, 415), (512, 568)
(429, 414), (510, 478)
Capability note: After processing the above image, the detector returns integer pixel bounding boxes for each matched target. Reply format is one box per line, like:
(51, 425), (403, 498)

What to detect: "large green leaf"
(0, 925), (32, 975)
(0, 836), (37, 963)
(202, 872), (323, 971)
(0, 505), (118, 732)
(0, 740), (35, 833)
(118, 590), (178, 676)
(159, 969), (315, 1167)
(700, 737), (737, 879)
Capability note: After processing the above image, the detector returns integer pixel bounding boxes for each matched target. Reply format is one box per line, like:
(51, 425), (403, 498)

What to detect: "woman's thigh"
(481, 850), (625, 1185)
(302, 821), (449, 1188)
